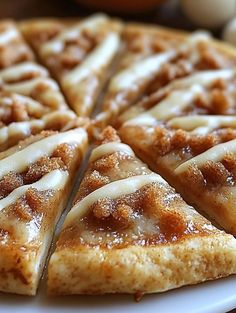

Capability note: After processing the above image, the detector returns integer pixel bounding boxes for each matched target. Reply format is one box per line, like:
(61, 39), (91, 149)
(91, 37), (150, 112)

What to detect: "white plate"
(0, 276), (236, 313)
(0, 144), (235, 313)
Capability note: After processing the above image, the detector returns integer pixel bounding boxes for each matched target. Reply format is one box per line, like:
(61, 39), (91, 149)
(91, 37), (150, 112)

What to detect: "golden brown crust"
(48, 235), (236, 295)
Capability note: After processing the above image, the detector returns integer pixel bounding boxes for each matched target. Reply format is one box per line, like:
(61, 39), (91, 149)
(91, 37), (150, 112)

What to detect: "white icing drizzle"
(62, 32), (120, 86)
(178, 31), (210, 64)
(0, 120), (44, 144)
(109, 50), (175, 92)
(40, 14), (108, 56)
(166, 69), (235, 91)
(2, 77), (59, 96)
(125, 85), (203, 126)
(42, 110), (77, 124)
(0, 128), (87, 179)
(0, 110), (77, 145)
(108, 32), (210, 95)
(0, 27), (19, 45)
(89, 142), (134, 162)
(0, 93), (49, 116)
(0, 169), (68, 211)
(0, 62), (48, 82)
(63, 173), (166, 228)
(175, 138), (236, 174)
(168, 115), (236, 135)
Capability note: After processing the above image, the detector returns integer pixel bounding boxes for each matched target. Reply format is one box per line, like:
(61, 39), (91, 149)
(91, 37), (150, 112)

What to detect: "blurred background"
(1, 0), (236, 44)
(0, 0), (234, 37)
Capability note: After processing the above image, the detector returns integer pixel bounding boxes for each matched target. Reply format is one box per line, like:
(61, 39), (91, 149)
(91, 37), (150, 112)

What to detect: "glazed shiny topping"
(59, 137), (218, 249)
(61, 32), (120, 86)
(0, 62), (48, 82)
(63, 173), (166, 228)
(0, 169), (68, 212)
(164, 68), (236, 90)
(90, 142), (135, 162)
(125, 85), (203, 126)
(175, 138), (236, 174)
(167, 115), (236, 135)
(110, 32), (210, 94)
(0, 62), (68, 110)
(118, 69), (236, 127)
(101, 31), (233, 119)
(60, 179), (217, 249)
(0, 128), (86, 179)
(0, 110), (79, 150)
(109, 50), (175, 93)
(0, 92), (50, 122)
(40, 14), (109, 56)
(0, 128), (87, 244)
(0, 26), (19, 46)
(38, 14), (121, 81)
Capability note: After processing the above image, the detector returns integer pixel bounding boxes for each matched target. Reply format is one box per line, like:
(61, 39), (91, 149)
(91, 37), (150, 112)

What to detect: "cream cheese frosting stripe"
(166, 68), (236, 91)
(108, 32), (210, 95)
(2, 77), (59, 96)
(0, 110), (78, 145)
(125, 85), (203, 126)
(0, 94), (50, 116)
(167, 115), (236, 135)
(40, 14), (108, 56)
(0, 169), (68, 212)
(0, 120), (44, 144)
(175, 138), (236, 174)
(89, 142), (135, 162)
(0, 128), (87, 180)
(63, 173), (166, 228)
(0, 62), (48, 82)
(0, 27), (19, 45)
(109, 50), (175, 93)
(62, 32), (120, 86)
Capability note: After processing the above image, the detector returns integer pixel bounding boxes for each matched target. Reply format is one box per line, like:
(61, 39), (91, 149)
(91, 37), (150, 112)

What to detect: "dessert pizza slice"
(120, 86), (236, 234)
(0, 20), (69, 111)
(21, 14), (123, 116)
(0, 128), (88, 295)
(93, 28), (236, 130)
(48, 127), (236, 296)
(0, 91), (87, 152)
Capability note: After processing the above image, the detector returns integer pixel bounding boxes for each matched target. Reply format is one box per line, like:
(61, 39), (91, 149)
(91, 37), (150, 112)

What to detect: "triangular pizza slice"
(0, 128), (88, 295)
(48, 127), (236, 296)
(0, 20), (69, 111)
(93, 28), (236, 130)
(119, 76), (236, 234)
(20, 14), (123, 116)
